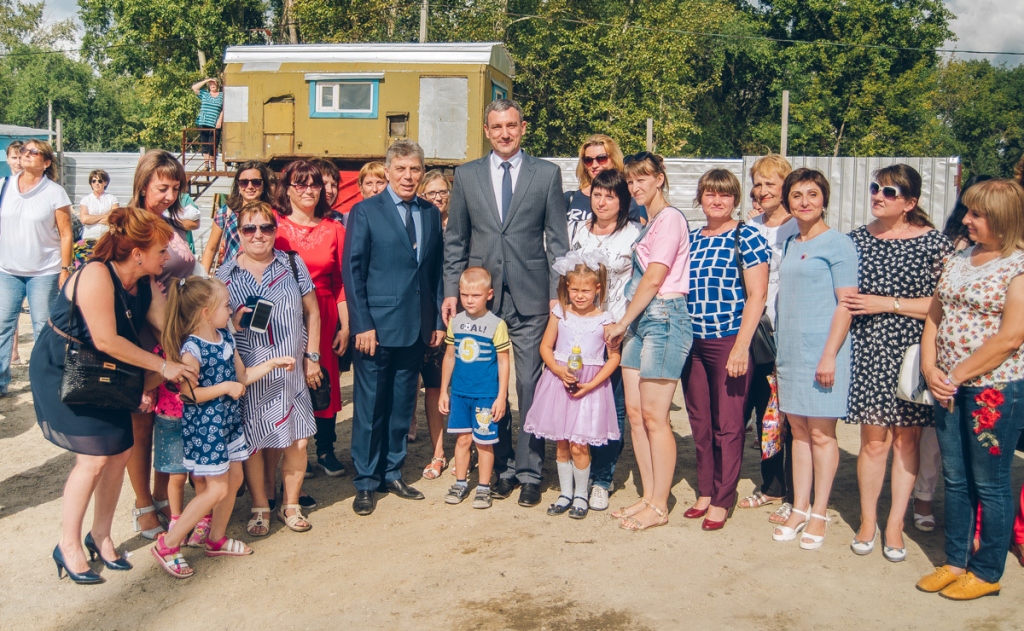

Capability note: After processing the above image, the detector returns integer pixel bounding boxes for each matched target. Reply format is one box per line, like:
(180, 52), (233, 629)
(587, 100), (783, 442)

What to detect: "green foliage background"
(2, 0), (1023, 179)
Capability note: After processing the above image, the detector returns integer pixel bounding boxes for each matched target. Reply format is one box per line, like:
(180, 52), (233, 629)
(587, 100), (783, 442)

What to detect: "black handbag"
(53, 264), (145, 409)
(734, 223), (777, 366)
(285, 251), (334, 409)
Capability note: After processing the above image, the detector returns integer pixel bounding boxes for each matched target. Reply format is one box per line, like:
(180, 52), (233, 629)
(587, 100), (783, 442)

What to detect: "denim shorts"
(153, 414), (187, 474)
(621, 296), (692, 380)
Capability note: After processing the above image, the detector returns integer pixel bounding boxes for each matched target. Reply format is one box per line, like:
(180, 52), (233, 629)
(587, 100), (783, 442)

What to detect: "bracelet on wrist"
(160, 359), (167, 377)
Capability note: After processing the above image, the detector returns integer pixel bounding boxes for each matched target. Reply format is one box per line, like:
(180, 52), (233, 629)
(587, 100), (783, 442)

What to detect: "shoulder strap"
(734, 221), (747, 298)
(0, 175), (9, 239)
(286, 251), (301, 284)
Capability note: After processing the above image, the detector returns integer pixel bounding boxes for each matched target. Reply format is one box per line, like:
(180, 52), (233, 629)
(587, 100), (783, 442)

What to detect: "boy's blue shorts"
(447, 394), (499, 445)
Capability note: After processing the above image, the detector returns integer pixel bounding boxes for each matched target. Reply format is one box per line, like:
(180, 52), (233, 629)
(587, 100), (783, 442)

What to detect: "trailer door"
(264, 97), (295, 159)
(418, 77), (468, 161)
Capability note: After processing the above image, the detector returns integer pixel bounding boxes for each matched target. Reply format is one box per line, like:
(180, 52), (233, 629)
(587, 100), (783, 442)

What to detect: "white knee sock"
(556, 460), (573, 507)
(572, 463), (591, 509)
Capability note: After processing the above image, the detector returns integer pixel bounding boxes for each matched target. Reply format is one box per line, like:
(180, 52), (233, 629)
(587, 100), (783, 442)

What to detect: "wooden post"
(419, 0), (428, 43)
(781, 90), (789, 157)
(646, 118), (653, 152)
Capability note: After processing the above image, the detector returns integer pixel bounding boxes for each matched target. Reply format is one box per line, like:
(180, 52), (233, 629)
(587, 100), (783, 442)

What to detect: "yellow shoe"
(916, 566), (961, 593)
(939, 572), (1001, 600)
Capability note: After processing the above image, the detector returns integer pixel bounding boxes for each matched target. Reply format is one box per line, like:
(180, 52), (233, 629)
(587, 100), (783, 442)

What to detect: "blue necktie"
(500, 161), (513, 220)
(401, 201), (417, 258)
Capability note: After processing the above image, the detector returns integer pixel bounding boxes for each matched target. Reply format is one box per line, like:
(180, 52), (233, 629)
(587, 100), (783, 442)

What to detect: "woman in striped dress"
(217, 202), (321, 534)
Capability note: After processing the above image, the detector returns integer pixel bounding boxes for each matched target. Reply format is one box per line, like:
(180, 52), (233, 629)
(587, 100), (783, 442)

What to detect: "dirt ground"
(2, 311), (1024, 631)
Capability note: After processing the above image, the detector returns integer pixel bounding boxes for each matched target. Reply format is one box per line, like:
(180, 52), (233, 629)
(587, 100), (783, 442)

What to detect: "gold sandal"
(619, 504), (668, 531)
(611, 498), (649, 519)
(278, 504), (311, 532)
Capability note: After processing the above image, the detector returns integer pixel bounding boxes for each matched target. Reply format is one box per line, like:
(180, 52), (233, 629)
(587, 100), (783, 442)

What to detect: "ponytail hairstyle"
(162, 276), (224, 365)
(874, 164), (934, 228)
(91, 206), (174, 263)
(622, 151), (669, 192)
(130, 150), (188, 226)
(556, 263), (607, 312)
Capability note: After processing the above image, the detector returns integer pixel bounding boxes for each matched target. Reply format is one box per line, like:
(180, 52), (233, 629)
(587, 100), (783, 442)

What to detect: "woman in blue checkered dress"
(682, 169), (769, 530)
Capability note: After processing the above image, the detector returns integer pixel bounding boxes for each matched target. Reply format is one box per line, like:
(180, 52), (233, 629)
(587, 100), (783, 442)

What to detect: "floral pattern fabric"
(936, 248), (1024, 387)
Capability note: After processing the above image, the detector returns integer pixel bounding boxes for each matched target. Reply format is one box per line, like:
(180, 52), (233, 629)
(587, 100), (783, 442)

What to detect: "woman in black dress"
(33, 207), (197, 583)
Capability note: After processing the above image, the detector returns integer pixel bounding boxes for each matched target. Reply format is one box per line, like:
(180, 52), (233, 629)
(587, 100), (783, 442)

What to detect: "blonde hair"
(576, 134), (626, 190)
(460, 266), (491, 291)
(238, 200), (277, 227)
(962, 179), (1024, 257)
(749, 154), (792, 183)
(358, 161), (387, 187)
(695, 169), (742, 211)
(557, 264), (607, 311)
(419, 170), (450, 195)
(162, 277), (226, 365)
(622, 152), (668, 192)
(23, 139), (58, 180)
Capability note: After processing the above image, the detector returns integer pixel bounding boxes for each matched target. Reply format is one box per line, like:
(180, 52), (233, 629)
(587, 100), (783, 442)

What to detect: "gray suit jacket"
(444, 152), (569, 317)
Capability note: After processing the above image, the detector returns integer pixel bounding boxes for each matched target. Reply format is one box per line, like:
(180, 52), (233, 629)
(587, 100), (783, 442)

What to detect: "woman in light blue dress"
(772, 168), (858, 550)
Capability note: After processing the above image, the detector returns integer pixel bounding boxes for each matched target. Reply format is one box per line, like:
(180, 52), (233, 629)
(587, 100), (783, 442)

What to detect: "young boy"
(438, 267), (510, 509)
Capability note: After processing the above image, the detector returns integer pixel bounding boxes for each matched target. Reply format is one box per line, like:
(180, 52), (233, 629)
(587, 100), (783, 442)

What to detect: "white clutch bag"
(896, 343), (936, 406)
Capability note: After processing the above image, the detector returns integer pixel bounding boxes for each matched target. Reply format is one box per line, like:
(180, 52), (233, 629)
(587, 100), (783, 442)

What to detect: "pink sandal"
(205, 536), (253, 557)
(187, 515), (212, 548)
(151, 534), (193, 579)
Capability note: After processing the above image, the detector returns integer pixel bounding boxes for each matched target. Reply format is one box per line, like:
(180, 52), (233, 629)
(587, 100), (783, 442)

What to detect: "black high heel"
(52, 544), (103, 584)
(84, 532), (133, 571)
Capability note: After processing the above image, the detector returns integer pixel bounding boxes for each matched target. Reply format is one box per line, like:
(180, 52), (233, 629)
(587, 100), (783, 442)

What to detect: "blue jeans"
(0, 271), (59, 395)
(935, 379), (1024, 583)
(591, 367), (626, 489)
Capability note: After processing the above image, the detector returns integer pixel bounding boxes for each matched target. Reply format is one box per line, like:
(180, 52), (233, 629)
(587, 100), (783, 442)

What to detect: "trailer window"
(310, 80), (378, 118)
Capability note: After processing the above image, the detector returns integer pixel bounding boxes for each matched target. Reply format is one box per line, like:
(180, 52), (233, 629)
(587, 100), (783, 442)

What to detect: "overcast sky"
(39, 0), (1024, 67)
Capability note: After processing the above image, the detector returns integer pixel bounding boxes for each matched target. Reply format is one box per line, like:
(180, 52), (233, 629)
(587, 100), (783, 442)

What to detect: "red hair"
(91, 206), (174, 263)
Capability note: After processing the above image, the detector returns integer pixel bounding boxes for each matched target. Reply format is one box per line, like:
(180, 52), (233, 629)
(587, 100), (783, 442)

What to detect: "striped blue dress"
(217, 250), (316, 451)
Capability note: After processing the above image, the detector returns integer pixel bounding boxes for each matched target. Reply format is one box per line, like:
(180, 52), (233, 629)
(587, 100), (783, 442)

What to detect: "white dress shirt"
(489, 149), (523, 221)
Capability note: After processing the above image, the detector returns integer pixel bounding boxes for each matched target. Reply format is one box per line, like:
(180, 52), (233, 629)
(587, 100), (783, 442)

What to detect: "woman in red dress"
(273, 161), (350, 479)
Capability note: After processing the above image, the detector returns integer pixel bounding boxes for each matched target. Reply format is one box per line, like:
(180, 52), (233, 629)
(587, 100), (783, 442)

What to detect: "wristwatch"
(893, 297), (901, 314)
(304, 352), (321, 362)
(62, 265), (76, 273)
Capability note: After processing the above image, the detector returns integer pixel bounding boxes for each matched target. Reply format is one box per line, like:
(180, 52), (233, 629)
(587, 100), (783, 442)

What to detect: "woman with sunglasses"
(217, 201), (321, 534)
(840, 164), (952, 561)
(0, 139), (73, 400)
(79, 170), (119, 242)
(201, 162), (274, 274)
(414, 170), (451, 477)
(566, 135), (647, 225)
(273, 160), (349, 481)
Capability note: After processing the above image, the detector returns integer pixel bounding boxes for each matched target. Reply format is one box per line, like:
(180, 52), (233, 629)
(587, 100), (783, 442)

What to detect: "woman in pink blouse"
(918, 179), (1024, 600)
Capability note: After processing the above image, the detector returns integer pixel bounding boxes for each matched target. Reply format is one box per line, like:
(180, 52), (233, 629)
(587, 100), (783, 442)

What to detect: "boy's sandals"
(619, 504), (668, 531)
(739, 491), (780, 509)
(247, 507), (270, 537)
(611, 498), (649, 520)
(278, 504), (312, 532)
(422, 457), (447, 480)
(205, 536), (253, 557)
(151, 534), (193, 579)
(768, 502), (793, 524)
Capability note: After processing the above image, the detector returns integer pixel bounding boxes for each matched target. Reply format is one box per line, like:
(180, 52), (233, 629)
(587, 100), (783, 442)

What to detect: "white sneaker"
(589, 485), (610, 511)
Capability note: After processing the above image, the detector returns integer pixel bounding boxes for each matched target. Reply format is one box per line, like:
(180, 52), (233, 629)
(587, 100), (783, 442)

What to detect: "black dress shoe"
(353, 490), (377, 516)
(491, 477), (519, 499)
(518, 483), (542, 507)
(384, 479), (425, 500)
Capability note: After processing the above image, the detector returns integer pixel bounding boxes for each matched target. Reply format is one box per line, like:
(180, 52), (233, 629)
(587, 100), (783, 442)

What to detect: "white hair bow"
(551, 249), (609, 276)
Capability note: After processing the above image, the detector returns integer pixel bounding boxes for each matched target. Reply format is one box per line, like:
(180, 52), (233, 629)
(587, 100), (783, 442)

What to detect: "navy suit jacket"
(343, 190), (444, 348)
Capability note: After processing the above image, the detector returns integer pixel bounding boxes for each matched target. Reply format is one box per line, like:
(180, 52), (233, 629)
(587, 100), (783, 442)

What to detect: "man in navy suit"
(343, 140), (445, 516)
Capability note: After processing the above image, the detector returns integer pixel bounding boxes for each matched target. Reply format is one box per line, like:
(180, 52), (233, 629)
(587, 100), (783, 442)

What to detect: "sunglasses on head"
(240, 223), (276, 236)
(582, 154), (610, 167)
(869, 182), (904, 199)
(624, 151), (655, 165)
(19, 147), (42, 156)
(237, 178), (263, 189)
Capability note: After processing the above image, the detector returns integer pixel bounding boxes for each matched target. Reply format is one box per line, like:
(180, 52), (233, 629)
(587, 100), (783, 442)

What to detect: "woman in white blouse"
(568, 168), (640, 510)
(79, 169), (119, 241)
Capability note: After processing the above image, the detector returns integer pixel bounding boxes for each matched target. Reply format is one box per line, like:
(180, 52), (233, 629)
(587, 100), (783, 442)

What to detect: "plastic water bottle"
(566, 346), (583, 394)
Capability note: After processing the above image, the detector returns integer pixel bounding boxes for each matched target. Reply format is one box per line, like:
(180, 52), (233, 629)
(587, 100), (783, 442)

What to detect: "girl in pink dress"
(524, 251), (621, 520)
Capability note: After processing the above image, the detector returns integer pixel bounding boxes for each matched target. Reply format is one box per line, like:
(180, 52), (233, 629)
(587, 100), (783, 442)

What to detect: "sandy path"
(2, 312), (1023, 630)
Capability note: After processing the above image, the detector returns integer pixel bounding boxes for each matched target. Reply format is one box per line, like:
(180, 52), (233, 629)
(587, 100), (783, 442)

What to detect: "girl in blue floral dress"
(151, 277), (295, 579)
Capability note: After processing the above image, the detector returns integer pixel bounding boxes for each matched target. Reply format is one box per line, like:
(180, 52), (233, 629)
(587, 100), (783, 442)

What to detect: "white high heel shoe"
(773, 507), (810, 541)
(851, 524), (880, 556)
(132, 505), (166, 540)
(800, 513), (831, 550)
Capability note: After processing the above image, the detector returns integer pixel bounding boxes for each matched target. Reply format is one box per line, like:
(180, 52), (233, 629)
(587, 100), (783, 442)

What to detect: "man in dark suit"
(344, 140), (445, 516)
(443, 99), (569, 507)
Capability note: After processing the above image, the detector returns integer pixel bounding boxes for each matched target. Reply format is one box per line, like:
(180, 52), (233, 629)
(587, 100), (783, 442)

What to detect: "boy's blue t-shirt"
(445, 310), (510, 399)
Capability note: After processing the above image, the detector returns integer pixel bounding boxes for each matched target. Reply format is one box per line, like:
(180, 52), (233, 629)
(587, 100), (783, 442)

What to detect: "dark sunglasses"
(19, 147), (42, 156)
(624, 151), (655, 165)
(582, 154), (610, 166)
(164, 378), (197, 404)
(240, 223), (276, 236)
(90, 179), (106, 184)
(237, 178), (263, 189)
(869, 182), (904, 199)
